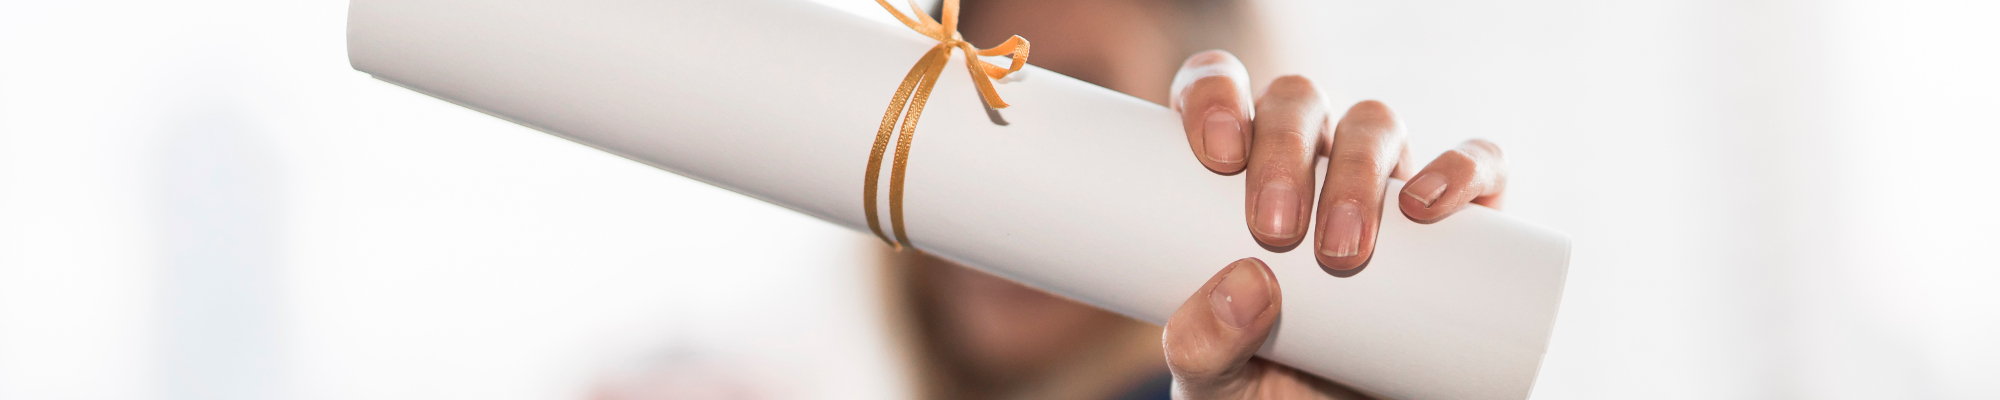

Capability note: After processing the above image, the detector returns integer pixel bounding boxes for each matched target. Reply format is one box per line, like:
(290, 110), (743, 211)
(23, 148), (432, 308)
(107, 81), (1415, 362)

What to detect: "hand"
(1161, 50), (1511, 398)
(1165, 258), (1364, 399)
(1168, 50), (1506, 270)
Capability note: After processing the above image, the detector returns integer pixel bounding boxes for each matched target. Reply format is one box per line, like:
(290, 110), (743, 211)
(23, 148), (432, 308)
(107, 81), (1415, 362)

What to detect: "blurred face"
(918, 255), (1138, 382)
(920, 0), (1193, 387)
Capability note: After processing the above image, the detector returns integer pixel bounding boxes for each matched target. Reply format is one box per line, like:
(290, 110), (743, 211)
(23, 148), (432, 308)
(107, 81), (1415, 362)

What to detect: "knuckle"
(1439, 148), (1477, 166)
(1265, 75), (1322, 99)
(1253, 77), (1333, 138)
(1188, 75), (1240, 102)
(1341, 101), (1400, 131)
(1184, 49), (1238, 67)
(1334, 103), (1405, 147)
(1263, 123), (1316, 143)
(1162, 331), (1227, 379)
(1461, 138), (1504, 160)
(1349, 99), (1392, 115)
(1173, 53), (1250, 111)
(1329, 151), (1391, 176)
(1166, 352), (1222, 380)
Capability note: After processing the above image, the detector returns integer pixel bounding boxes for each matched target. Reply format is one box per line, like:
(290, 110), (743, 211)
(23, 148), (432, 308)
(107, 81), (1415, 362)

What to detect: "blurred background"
(0, 0), (1994, 399)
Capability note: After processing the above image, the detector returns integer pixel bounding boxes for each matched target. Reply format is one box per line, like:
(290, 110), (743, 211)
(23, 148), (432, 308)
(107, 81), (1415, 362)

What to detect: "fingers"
(1244, 75), (1331, 248)
(1170, 50), (1255, 174)
(1313, 100), (1407, 271)
(1164, 258), (1281, 399)
(1399, 139), (1507, 223)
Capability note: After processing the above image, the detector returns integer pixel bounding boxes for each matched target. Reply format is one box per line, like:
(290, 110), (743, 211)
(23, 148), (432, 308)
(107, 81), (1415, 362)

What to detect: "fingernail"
(1403, 173), (1448, 208)
(1210, 259), (1273, 329)
(1202, 111), (1244, 164)
(1254, 182), (1299, 239)
(1321, 201), (1363, 258)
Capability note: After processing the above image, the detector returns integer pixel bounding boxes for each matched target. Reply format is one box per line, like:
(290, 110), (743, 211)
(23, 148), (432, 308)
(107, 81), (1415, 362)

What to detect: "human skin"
(1166, 50), (1508, 270)
(1161, 49), (1510, 400)
(939, 0), (1512, 398)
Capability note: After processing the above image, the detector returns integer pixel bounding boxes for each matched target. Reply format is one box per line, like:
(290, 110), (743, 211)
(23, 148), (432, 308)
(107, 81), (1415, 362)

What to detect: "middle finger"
(1244, 75), (1331, 248)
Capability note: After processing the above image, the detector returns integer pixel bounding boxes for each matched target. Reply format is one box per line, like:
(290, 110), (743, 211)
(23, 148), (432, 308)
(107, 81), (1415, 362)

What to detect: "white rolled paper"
(346, 0), (1571, 398)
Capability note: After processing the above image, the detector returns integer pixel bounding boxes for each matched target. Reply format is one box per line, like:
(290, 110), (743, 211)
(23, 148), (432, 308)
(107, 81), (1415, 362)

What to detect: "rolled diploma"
(346, 0), (1571, 398)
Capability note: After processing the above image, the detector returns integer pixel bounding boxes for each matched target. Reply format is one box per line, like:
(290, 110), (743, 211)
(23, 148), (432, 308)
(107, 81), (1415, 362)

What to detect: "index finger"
(1170, 50), (1254, 174)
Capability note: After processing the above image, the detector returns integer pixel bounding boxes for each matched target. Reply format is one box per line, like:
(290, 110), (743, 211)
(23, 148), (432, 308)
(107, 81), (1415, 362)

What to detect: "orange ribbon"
(864, 0), (1029, 249)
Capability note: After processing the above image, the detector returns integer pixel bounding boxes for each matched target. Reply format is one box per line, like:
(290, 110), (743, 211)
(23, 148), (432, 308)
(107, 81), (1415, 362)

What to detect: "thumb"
(1164, 258), (1281, 399)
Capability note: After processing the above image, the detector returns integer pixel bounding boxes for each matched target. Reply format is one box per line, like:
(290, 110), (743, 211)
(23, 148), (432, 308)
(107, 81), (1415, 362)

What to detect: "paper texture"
(347, 0), (1571, 398)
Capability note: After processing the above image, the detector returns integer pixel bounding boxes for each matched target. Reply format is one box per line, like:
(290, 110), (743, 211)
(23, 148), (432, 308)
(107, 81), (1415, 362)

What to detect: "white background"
(0, 0), (1995, 399)
(1257, 0), (1998, 398)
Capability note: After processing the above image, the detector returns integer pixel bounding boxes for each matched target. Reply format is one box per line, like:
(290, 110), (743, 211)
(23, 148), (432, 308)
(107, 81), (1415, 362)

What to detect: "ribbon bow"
(864, 0), (1029, 249)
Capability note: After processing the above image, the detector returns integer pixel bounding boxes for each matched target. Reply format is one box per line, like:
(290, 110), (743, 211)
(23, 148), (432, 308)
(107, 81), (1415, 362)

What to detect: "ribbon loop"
(864, 0), (1030, 249)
